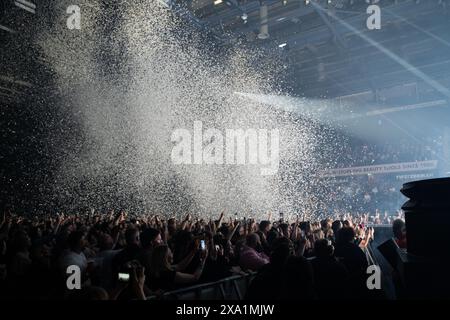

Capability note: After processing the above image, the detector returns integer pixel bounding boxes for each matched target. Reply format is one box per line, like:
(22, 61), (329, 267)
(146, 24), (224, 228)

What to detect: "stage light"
(257, 3), (269, 39)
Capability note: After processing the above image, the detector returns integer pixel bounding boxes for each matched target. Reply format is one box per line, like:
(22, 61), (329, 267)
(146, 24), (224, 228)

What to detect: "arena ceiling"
(166, 0), (450, 102)
(2, 0), (450, 105)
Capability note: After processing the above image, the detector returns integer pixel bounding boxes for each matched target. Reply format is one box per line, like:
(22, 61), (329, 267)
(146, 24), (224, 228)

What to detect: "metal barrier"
(366, 236), (397, 299)
(365, 244), (377, 266)
(146, 273), (256, 301)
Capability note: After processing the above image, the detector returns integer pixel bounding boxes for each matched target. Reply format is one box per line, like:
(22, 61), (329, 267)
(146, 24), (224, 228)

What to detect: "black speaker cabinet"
(401, 178), (450, 258)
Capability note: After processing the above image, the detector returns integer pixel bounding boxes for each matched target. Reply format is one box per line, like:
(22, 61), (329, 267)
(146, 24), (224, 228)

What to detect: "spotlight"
(257, 3), (269, 39)
(214, 0), (223, 5)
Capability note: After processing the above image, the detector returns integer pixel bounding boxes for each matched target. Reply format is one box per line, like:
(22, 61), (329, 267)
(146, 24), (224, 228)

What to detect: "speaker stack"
(387, 177), (450, 298)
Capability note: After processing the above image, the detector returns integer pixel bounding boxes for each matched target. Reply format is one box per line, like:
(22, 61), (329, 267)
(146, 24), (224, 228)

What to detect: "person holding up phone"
(148, 244), (207, 291)
(111, 261), (146, 300)
(200, 239), (206, 251)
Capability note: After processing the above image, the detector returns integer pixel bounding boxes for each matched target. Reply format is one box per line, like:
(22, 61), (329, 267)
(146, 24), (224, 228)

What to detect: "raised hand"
(130, 265), (146, 300)
(217, 210), (225, 228)
(367, 227), (374, 241)
(200, 246), (209, 261)
(131, 266), (146, 288)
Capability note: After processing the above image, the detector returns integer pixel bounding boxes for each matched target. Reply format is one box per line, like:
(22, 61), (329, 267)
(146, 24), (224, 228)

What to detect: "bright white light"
(214, 0), (223, 5)
(277, 17), (286, 22)
(241, 13), (248, 20)
(278, 43), (287, 48)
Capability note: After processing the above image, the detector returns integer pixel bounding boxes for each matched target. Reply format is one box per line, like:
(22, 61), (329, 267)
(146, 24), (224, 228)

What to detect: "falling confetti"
(31, 0), (343, 219)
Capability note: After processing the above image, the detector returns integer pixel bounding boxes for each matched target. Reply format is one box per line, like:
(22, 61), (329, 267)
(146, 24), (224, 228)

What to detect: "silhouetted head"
(67, 231), (86, 253)
(392, 219), (406, 240)
(259, 220), (271, 234)
(343, 220), (353, 228)
(246, 233), (261, 249)
(332, 220), (343, 235)
(141, 228), (162, 249)
(321, 219), (331, 231)
(99, 234), (114, 251)
(125, 227), (140, 247)
(338, 227), (356, 244)
(266, 229), (279, 246)
(279, 223), (290, 237)
(314, 239), (334, 258)
(270, 237), (292, 266)
(12, 231), (31, 252)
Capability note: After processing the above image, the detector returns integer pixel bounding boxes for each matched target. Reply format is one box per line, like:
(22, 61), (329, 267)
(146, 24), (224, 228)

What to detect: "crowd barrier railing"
(146, 272), (256, 301)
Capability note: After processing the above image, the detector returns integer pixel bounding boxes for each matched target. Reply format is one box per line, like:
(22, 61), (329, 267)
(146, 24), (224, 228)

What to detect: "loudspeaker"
(401, 178), (450, 258)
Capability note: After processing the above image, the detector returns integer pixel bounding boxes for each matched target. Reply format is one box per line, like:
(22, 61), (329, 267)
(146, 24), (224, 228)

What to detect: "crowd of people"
(325, 137), (444, 214)
(328, 174), (405, 214)
(336, 137), (443, 168)
(0, 207), (406, 301)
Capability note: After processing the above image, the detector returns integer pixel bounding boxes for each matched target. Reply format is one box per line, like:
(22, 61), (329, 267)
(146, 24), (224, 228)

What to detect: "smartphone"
(200, 240), (206, 251)
(118, 272), (130, 282)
